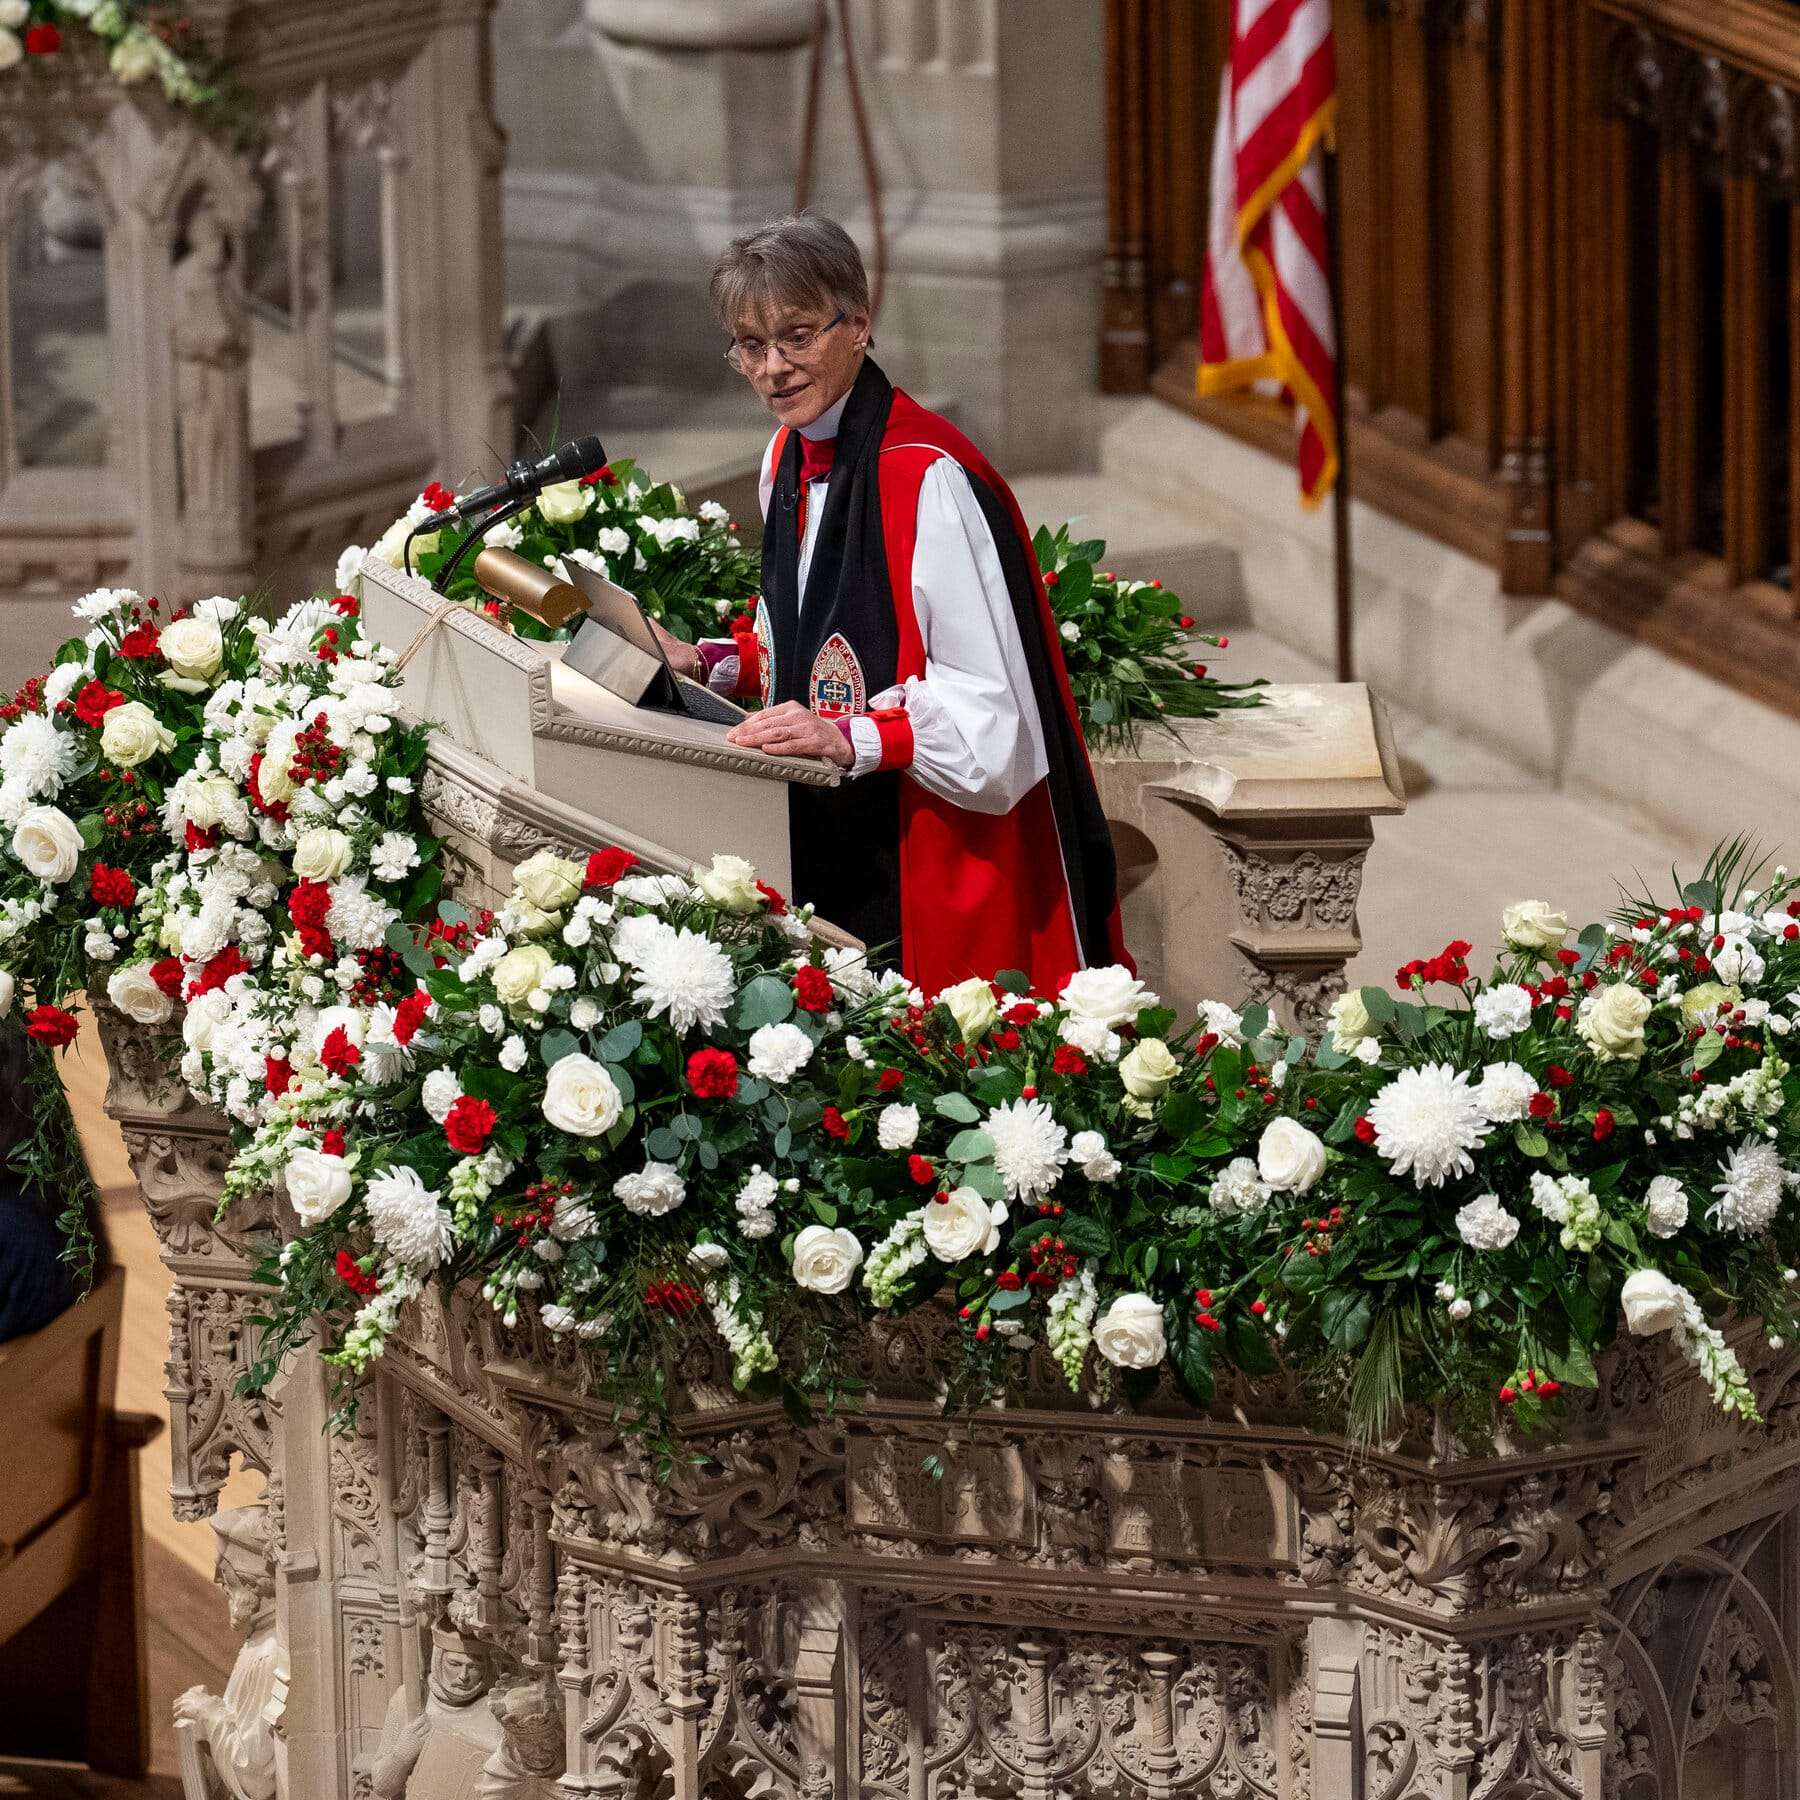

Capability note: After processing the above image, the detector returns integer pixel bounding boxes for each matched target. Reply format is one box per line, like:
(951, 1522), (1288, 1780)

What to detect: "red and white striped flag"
(1199, 0), (1339, 507)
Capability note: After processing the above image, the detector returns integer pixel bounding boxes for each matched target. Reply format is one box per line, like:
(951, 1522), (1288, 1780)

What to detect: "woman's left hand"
(727, 701), (853, 767)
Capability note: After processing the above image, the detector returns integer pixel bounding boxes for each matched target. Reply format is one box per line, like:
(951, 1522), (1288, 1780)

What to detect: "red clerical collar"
(798, 436), (836, 484)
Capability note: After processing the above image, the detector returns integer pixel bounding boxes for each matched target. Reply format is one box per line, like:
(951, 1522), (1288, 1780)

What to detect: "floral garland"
(0, 0), (213, 105)
(344, 460), (758, 649)
(3, 578), (1797, 1452)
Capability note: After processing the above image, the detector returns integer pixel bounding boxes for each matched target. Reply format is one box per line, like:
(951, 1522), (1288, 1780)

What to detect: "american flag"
(1198, 0), (1339, 507)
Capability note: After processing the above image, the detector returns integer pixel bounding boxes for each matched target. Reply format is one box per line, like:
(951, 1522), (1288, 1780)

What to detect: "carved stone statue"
(476, 1677), (564, 1798)
(174, 1505), (279, 1800)
(370, 1620), (504, 1800)
(170, 197), (252, 565)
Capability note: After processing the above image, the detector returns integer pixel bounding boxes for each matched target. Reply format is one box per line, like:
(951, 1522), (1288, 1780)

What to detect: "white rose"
(13, 805), (83, 883)
(1327, 989), (1373, 1053)
(936, 976), (1000, 1045)
(872, 1104), (918, 1153)
(542, 1054), (623, 1137)
(1621, 1268), (1688, 1337)
(1093, 1292), (1167, 1369)
(0, 27), (19, 69)
(1473, 983), (1534, 1041)
(0, 1), (25, 29)
(1119, 1037), (1179, 1100)
(0, 968), (14, 1019)
(790, 1223), (864, 1294)
(99, 701), (175, 768)
(258, 720), (302, 802)
(181, 775), (240, 831)
(921, 1187), (1007, 1262)
(107, 960), (174, 1027)
(513, 850), (584, 914)
(283, 1146), (353, 1227)
(1644, 1174), (1689, 1238)
(1576, 982), (1652, 1062)
(292, 827), (353, 882)
(492, 944), (556, 1010)
(1257, 1116), (1326, 1193)
(1059, 965), (1157, 1027)
(159, 616), (225, 683)
(1501, 900), (1570, 953)
(537, 479), (593, 525)
(693, 853), (762, 913)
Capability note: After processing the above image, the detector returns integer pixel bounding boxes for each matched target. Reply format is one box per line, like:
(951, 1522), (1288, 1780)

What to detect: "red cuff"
(868, 705), (913, 772)
(729, 620), (762, 697)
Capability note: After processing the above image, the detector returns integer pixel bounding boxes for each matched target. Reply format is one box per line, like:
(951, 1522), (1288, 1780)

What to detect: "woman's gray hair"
(709, 213), (870, 333)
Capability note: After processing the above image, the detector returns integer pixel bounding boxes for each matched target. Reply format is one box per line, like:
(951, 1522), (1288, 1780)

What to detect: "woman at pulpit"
(654, 212), (1125, 998)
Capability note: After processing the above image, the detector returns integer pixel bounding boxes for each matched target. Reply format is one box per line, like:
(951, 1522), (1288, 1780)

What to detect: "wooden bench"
(0, 1264), (162, 1773)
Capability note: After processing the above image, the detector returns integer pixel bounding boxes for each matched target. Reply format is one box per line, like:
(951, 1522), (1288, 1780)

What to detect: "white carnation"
(1473, 983), (1534, 1040)
(1476, 1061), (1539, 1123)
(1455, 1193), (1521, 1251)
(1210, 1155), (1270, 1216)
(1644, 1174), (1689, 1238)
(370, 832), (420, 882)
(747, 1021), (814, 1084)
(421, 1068), (461, 1123)
(612, 1161), (686, 1216)
(876, 1102), (921, 1151)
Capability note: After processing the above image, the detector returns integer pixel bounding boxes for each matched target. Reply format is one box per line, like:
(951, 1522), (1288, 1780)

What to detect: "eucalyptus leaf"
(933, 1092), (981, 1124)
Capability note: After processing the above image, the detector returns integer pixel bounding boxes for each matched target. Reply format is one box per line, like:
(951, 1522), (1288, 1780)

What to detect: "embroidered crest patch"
(755, 605), (774, 707)
(809, 632), (865, 720)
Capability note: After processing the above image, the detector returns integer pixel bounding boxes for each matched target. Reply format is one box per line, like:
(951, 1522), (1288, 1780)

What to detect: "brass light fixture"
(471, 546), (592, 632)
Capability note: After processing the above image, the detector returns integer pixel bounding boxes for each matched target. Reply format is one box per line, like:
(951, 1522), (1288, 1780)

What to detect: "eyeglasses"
(725, 310), (846, 374)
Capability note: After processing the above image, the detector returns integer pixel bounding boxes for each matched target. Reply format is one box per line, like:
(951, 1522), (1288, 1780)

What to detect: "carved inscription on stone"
(1104, 1456), (1297, 1567)
(846, 1433), (1035, 1547)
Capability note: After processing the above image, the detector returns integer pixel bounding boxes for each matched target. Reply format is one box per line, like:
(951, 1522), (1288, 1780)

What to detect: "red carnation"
(1546, 1064), (1574, 1088)
(1051, 1045), (1088, 1076)
(686, 1046), (740, 1099)
(755, 879), (787, 914)
(185, 821), (219, 854)
(88, 862), (136, 909)
(822, 1104), (850, 1140)
(1592, 1108), (1615, 1141)
(74, 680), (125, 728)
(1003, 1002), (1038, 1026)
(117, 622), (160, 659)
(1353, 1115), (1378, 1145)
(585, 846), (637, 888)
(420, 481), (457, 513)
(908, 1153), (936, 1185)
(444, 1094), (496, 1154)
(392, 988), (432, 1047)
(189, 944), (248, 997)
(336, 1249), (380, 1298)
(318, 1128), (347, 1157)
(288, 879), (333, 930)
(995, 1271), (1023, 1291)
(150, 957), (185, 998)
(320, 1026), (362, 1077)
(24, 22), (60, 53)
(25, 1004), (79, 1047)
(792, 964), (833, 1013)
(264, 1055), (294, 1097)
(1527, 1091), (1556, 1119)
(877, 1067), (904, 1092)
(992, 1028), (1021, 1050)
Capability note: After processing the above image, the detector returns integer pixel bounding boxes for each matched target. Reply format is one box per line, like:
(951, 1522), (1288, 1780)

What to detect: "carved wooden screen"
(1102, 0), (1800, 718)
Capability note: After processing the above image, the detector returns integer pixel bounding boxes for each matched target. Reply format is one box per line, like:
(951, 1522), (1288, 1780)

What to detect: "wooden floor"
(0, 1025), (244, 1788)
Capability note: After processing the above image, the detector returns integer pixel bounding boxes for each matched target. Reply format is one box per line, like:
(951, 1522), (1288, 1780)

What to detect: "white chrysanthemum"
(363, 1167), (454, 1272)
(747, 1021), (813, 1084)
(613, 1161), (686, 1216)
(421, 1068), (461, 1123)
(1643, 1174), (1688, 1238)
(629, 926), (734, 1033)
(0, 712), (77, 799)
(1711, 1137), (1787, 1236)
(1456, 1192), (1521, 1251)
(1209, 1155), (1270, 1215)
(1473, 983), (1534, 1040)
(1476, 1061), (1539, 1123)
(1364, 1062), (1490, 1188)
(984, 1096), (1068, 1201)
(610, 912), (674, 969)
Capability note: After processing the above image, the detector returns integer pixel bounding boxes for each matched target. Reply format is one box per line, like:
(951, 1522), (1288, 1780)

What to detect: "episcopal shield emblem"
(808, 632), (865, 720)
(755, 605), (774, 707)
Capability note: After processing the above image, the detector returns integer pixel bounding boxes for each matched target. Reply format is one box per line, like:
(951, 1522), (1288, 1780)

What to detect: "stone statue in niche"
(171, 196), (252, 555)
(371, 1619), (507, 1800)
(174, 1504), (280, 1800)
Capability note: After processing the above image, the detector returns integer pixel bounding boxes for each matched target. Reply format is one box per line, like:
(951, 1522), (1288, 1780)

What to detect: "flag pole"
(1323, 138), (1354, 684)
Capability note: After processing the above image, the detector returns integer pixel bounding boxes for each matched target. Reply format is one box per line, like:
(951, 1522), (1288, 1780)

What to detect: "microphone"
(444, 436), (607, 521)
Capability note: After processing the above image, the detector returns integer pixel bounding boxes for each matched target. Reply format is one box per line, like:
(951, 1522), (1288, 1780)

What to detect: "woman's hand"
(727, 700), (853, 767)
(650, 618), (702, 681)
